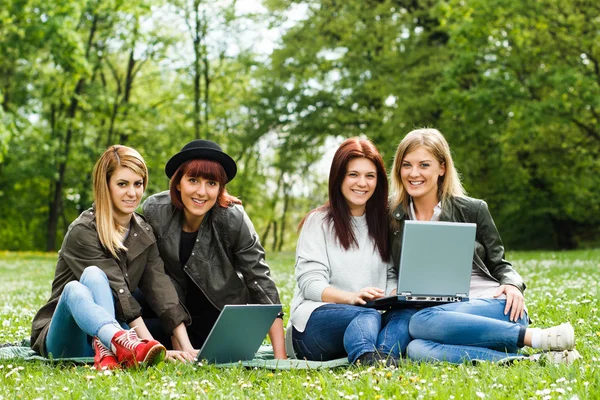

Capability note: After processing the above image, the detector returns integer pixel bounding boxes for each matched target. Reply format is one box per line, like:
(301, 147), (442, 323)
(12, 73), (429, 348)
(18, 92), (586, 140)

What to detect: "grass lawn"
(0, 249), (599, 399)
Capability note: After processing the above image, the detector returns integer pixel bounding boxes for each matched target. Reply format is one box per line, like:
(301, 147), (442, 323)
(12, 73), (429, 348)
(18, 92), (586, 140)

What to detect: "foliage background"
(1, 0), (599, 251)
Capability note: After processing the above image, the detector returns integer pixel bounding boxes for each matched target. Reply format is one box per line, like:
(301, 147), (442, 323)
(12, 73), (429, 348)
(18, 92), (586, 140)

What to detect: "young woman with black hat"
(140, 140), (286, 359)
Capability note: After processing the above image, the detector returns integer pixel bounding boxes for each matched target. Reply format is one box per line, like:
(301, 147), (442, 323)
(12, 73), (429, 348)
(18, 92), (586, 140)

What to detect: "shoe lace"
(95, 338), (115, 359)
(114, 328), (142, 350)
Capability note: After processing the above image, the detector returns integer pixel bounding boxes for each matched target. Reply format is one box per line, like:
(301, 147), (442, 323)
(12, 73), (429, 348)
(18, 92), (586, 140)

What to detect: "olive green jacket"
(142, 191), (281, 311)
(30, 208), (190, 356)
(390, 196), (526, 293)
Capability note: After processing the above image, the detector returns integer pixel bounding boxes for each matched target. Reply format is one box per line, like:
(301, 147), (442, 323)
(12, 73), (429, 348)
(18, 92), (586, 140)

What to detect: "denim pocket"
(312, 335), (329, 353)
(292, 338), (315, 361)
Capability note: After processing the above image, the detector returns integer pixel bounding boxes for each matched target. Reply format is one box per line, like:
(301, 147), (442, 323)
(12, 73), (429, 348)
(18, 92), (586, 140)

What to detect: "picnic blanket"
(0, 340), (91, 364)
(217, 346), (349, 369)
(0, 340), (349, 370)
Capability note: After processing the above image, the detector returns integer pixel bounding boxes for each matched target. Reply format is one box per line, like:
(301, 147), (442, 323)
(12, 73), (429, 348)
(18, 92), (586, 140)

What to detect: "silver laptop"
(364, 220), (476, 309)
(197, 304), (281, 363)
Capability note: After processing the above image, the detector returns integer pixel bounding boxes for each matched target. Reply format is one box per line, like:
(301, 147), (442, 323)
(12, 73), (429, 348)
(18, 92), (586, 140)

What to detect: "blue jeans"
(407, 298), (529, 363)
(292, 304), (417, 363)
(45, 266), (120, 358)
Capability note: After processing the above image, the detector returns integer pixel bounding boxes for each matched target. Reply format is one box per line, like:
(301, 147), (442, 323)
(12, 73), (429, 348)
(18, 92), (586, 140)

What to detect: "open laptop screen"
(398, 221), (476, 297)
(198, 304), (281, 364)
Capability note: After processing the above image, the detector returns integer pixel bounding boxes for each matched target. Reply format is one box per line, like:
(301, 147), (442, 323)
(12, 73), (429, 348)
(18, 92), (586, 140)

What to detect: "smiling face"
(341, 157), (377, 216)
(400, 146), (445, 205)
(177, 174), (220, 230)
(109, 166), (144, 223)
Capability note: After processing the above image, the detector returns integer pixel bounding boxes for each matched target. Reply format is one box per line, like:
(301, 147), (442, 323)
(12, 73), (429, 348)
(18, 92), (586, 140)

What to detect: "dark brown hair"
(301, 137), (390, 262)
(170, 159), (241, 209)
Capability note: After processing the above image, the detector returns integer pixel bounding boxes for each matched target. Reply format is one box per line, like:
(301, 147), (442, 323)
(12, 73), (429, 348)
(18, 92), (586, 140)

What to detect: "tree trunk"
(236, 143), (260, 200)
(551, 218), (577, 250)
(118, 44), (138, 144)
(277, 184), (291, 252)
(271, 220), (278, 252)
(106, 66), (122, 147)
(260, 168), (284, 242)
(193, 0), (202, 140)
(1, 65), (14, 110)
(46, 14), (98, 251)
(262, 220), (272, 246)
(106, 18), (141, 146)
(202, 51), (210, 140)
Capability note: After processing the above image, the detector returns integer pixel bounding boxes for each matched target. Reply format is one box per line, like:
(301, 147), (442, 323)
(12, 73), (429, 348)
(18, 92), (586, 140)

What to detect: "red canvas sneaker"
(111, 329), (166, 368)
(93, 337), (119, 371)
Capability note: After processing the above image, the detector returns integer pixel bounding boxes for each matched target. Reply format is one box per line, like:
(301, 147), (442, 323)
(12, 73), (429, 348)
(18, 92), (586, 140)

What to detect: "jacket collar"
(391, 197), (455, 222)
(439, 198), (455, 221)
(164, 206), (216, 237)
(122, 213), (156, 260)
(391, 203), (407, 221)
(82, 207), (155, 260)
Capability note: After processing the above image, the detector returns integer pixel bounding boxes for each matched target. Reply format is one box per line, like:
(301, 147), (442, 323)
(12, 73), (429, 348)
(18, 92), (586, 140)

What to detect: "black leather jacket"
(390, 196), (526, 293)
(142, 191), (281, 310)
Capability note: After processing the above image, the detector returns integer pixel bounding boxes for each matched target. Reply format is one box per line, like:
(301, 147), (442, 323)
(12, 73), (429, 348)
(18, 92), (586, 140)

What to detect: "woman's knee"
(62, 280), (79, 296)
(357, 308), (382, 321)
(80, 266), (108, 285)
(408, 309), (433, 337)
(406, 339), (430, 361)
(350, 309), (382, 332)
(62, 280), (88, 302)
(346, 309), (382, 342)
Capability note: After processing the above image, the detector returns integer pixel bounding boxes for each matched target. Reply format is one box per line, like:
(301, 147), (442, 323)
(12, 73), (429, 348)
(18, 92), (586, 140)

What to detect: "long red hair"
(301, 137), (390, 262)
(170, 159), (241, 209)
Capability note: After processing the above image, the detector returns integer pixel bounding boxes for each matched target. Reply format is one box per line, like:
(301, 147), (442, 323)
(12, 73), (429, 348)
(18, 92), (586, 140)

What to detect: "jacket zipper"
(476, 262), (499, 282)
(253, 280), (274, 304)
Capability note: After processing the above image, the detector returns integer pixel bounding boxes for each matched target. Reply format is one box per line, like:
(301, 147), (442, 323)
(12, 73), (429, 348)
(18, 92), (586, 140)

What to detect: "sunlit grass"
(1, 250), (599, 399)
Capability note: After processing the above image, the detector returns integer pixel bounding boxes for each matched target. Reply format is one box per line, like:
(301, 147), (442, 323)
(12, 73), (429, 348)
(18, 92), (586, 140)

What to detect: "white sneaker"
(539, 323), (575, 351)
(530, 349), (581, 365)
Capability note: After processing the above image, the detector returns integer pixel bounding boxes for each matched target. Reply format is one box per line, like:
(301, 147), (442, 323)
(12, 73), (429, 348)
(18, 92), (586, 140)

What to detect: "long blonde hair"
(92, 145), (148, 258)
(390, 128), (465, 215)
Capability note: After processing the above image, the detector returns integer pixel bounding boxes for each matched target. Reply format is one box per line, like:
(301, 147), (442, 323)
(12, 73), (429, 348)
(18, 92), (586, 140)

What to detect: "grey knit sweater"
(289, 211), (396, 332)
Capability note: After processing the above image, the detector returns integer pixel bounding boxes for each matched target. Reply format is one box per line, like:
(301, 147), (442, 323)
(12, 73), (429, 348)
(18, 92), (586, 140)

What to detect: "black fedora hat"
(165, 139), (237, 182)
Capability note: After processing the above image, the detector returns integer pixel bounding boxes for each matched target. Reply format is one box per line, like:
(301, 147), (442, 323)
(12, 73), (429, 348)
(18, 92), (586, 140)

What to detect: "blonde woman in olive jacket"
(31, 146), (195, 370)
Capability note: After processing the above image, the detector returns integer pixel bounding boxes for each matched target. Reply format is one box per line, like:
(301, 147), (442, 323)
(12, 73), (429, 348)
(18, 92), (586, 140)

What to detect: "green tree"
(437, 0), (600, 248)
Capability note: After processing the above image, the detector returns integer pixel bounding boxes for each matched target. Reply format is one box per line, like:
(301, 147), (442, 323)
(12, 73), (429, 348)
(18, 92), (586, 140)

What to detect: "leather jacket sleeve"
(475, 200), (526, 293)
(228, 207), (281, 305)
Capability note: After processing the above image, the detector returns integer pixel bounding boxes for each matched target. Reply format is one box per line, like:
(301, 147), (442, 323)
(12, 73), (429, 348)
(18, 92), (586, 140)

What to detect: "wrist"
(348, 292), (357, 304)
